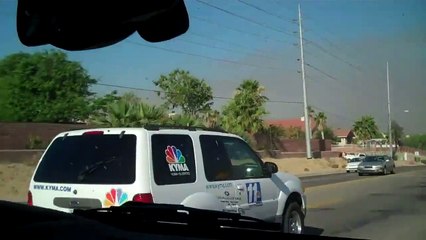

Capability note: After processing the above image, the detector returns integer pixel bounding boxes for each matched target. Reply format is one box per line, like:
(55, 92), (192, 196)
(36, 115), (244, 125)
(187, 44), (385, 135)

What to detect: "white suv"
(28, 127), (306, 234)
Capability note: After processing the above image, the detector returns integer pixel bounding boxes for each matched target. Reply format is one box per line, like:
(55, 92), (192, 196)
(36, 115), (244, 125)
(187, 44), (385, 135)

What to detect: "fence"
(0, 122), (92, 150)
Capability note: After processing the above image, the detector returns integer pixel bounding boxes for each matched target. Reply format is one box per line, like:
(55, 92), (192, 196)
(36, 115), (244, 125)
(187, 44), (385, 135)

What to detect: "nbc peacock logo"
(104, 188), (128, 207)
(165, 145), (190, 176)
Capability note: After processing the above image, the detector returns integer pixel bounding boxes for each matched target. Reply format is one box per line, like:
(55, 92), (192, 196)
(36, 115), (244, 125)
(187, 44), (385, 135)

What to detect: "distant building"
(333, 128), (355, 146)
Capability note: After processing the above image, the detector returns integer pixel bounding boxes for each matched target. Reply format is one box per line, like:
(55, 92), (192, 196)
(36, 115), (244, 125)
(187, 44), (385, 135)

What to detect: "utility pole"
(298, 4), (312, 159)
(386, 62), (392, 159)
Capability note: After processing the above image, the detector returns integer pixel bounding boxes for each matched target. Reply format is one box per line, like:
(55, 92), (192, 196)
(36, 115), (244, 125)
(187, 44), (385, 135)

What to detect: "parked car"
(344, 152), (366, 160)
(357, 155), (395, 176)
(28, 126), (307, 234)
(346, 158), (362, 173)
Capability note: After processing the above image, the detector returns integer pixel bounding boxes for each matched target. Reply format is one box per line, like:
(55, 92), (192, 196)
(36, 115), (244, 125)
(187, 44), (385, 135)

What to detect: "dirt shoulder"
(263, 157), (348, 177)
(0, 162), (36, 202)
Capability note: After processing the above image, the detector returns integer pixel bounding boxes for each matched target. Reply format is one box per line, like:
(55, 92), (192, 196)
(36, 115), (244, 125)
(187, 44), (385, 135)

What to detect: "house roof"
(333, 128), (353, 137)
(265, 117), (316, 130)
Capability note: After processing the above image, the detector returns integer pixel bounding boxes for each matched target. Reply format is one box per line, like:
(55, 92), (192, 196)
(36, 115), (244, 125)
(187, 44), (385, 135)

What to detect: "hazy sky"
(1, 0), (425, 133)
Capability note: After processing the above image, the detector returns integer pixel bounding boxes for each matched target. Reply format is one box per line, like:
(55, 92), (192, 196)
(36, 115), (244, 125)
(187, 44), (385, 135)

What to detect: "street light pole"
(298, 4), (312, 159)
(386, 62), (392, 159)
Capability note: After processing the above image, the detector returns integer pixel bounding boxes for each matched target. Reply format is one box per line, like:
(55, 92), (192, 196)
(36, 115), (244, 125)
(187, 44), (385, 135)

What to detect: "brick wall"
(253, 133), (331, 152)
(0, 150), (43, 164)
(277, 139), (332, 152)
(0, 122), (92, 149)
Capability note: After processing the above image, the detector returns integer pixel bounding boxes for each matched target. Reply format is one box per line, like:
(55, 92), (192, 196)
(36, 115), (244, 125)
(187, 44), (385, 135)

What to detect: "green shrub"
(414, 156), (421, 162)
(26, 135), (45, 149)
(421, 160), (426, 165)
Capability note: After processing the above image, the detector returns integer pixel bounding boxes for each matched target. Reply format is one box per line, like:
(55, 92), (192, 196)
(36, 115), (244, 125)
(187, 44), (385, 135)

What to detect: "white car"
(28, 127), (307, 234)
(346, 158), (362, 172)
(344, 152), (366, 160)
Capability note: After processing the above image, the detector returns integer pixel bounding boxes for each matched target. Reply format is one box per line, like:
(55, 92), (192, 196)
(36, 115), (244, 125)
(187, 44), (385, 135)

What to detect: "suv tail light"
(27, 191), (33, 206)
(82, 130), (104, 135)
(132, 193), (153, 203)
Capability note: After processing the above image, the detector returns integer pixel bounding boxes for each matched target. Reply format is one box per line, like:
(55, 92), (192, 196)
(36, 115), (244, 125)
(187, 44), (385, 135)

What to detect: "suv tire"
(282, 202), (304, 234)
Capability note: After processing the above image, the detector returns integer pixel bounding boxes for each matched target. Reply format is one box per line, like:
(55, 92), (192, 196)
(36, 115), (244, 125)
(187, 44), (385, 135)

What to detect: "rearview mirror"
(264, 162), (278, 174)
(16, 0), (189, 51)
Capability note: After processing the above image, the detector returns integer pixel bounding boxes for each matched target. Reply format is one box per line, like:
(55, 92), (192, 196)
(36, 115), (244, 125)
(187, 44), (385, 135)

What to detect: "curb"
(295, 170), (345, 178)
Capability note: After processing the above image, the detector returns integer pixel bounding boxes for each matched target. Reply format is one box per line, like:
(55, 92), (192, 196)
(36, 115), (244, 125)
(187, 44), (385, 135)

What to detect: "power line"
(191, 16), (293, 45)
(125, 40), (281, 71)
(237, 0), (295, 24)
(195, 0), (297, 38)
(95, 82), (304, 104)
(175, 36), (280, 61)
(186, 31), (289, 57)
(303, 14), (386, 84)
(305, 62), (340, 82)
(304, 38), (363, 72)
(305, 61), (385, 101)
(310, 105), (356, 123)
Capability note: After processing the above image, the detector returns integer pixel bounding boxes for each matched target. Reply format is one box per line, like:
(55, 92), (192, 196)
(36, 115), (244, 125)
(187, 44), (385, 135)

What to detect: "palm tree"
(203, 109), (220, 128)
(89, 97), (139, 127)
(353, 115), (380, 146)
(169, 114), (204, 127)
(221, 79), (268, 135)
(314, 112), (327, 140)
(136, 102), (167, 126)
(89, 92), (167, 127)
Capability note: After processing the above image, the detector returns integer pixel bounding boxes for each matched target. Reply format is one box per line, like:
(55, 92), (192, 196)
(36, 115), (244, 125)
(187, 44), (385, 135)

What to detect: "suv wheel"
(391, 166), (395, 174)
(283, 202), (304, 234)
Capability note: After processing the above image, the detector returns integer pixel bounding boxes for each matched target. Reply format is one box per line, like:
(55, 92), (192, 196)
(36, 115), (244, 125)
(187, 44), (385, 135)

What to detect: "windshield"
(33, 134), (136, 184)
(363, 156), (382, 162)
(348, 158), (361, 163)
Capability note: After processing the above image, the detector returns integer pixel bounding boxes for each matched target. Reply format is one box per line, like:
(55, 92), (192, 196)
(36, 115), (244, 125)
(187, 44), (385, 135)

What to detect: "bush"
(414, 156), (421, 162)
(421, 160), (426, 165)
(26, 135), (45, 149)
(331, 164), (339, 168)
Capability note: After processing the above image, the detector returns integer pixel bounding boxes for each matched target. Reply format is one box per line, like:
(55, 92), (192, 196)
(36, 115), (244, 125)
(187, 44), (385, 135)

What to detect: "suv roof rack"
(144, 124), (228, 133)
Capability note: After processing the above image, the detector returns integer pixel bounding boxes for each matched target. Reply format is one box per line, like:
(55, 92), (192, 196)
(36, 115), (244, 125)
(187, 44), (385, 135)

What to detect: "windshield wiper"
(77, 158), (116, 182)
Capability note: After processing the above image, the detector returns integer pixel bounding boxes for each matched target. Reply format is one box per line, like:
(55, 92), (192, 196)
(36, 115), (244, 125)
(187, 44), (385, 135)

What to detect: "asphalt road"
(301, 165), (426, 188)
(303, 166), (426, 240)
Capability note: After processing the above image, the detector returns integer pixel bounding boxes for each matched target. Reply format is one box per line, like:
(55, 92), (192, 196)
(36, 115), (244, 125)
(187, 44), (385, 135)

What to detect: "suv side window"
(151, 134), (196, 185)
(200, 135), (265, 181)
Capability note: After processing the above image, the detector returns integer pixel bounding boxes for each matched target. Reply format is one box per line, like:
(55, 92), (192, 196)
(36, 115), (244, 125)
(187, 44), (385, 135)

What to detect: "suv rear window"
(34, 134), (136, 184)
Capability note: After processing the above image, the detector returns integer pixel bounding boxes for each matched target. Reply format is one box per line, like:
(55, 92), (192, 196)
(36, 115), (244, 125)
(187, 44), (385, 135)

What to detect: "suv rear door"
(30, 129), (140, 212)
